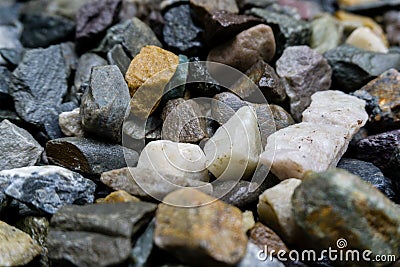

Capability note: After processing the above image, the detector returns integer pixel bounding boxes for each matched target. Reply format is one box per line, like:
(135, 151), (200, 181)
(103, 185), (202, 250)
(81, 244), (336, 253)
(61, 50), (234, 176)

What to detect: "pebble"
(107, 44), (131, 74)
(276, 45), (332, 121)
(311, 14), (343, 54)
(242, 210), (256, 232)
(189, 0), (239, 23)
(46, 137), (139, 175)
(0, 24), (23, 66)
(100, 167), (212, 201)
(338, 158), (398, 202)
(323, 45), (400, 92)
(384, 11), (400, 46)
(345, 26), (388, 53)
(137, 140), (209, 182)
(292, 169), (400, 259)
(204, 106), (262, 180)
(258, 179), (302, 244)
(186, 57), (222, 97)
(236, 242), (285, 267)
(0, 220), (42, 266)
(207, 24), (276, 72)
(154, 188), (248, 266)
(58, 108), (84, 137)
(97, 190), (140, 203)
(0, 119), (43, 170)
(74, 53), (107, 93)
(81, 65), (130, 143)
(249, 222), (289, 255)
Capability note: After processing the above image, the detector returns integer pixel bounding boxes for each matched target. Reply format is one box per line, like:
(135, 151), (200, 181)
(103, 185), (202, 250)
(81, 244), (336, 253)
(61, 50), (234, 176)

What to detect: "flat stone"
(345, 27), (388, 53)
(236, 242), (285, 267)
(58, 108), (84, 137)
(74, 52), (107, 96)
(311, 14), (343, 54)
(0, 220), (42, 266)
(276, 45), (332, 121)
(384, 11), (400, 46)
(81, 65), (130, 143)
(2, 165), (96, 214)
(130, 219), (155, 267)
(248, 8), (311, 57)
(137, 140), (209, 182)
(190, 0), (239, 23)
(107, 44), (131, 74)
(46, 137), (139, 175)
(0, 119), (43, 170)
(323, 45), (400, 92)
(97, 190), (140, 203)
(249, 222), (289, 255)
(154, 188), (247, 267)
(258, 179), (301, 244)
(161, 98), (206, 143)
(47, 230), (131, 267)
(292, 169), (400, 260)
(204, 106), (262, 180)
(207, 24), (276, 72)
(51, 202), (156, 238)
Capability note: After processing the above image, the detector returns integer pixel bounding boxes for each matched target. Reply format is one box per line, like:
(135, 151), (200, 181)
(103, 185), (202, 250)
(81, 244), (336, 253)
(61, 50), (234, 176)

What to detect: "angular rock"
(269, 104), (295, 131)
(154, 188), (247, 267)
(47, 230), (131, 267)
(242, 210), (255, 232)
(163, 4), (204, 55)
(190, 0), (239, 23)
(346, 27), (388, 53)
(311, 14), (343, 54)
(0, 220), (42, 266)
(0, 119), (43, 170)
(237, 0), (277, 10)
(161, 54), (189, 103)
(81, 65), (130, 143)
(58, 108), (84, 137)
(236, 242), (285, 267)
(292, 169), (400, 260)
(98, 190), (140, 203)
(204, 106), (262, 180)
(2, 166), (96, 214)
(276, 45), (332, 121)
(0, 66), (12, 105)
(46, 137), (139, 175)
(130, 219), (155, 267)
(258, 179), (301, 244)
(249, 222), (289, 255)
(384, 11), (400, 46)
(107, 44), (131, 74)
(323, 45), (400, 92)
(341, 0), (400, 16)
(74, 52), (108, 93)
(186, 57), (222, 97)
(277, 0), (323, 20)
(207, 24), (276, 72)
(0, 24), (23, 66)
(137, 140), (209, 182)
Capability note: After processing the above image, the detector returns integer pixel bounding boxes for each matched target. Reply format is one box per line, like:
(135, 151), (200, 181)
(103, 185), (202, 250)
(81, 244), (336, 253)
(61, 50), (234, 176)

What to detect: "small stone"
(99, 190), (140, 203)
(384, 11), (400, 46)
(277, 0), (323, 20)
(51, 202), (156, 238)
(242, 211), (255, 232)
(47, 230), (131, 267)
(2, 165), (96, 214)
(269, 104), (295, 131)
(101, 167), (212, 201)
(76, 0), (121, 48)
(341, 0), (400, 16)
(44, 0), (91, 19)
(236, 242), (285, 267)
(58, 108), (84, 137)
(258, 179), (301, 244)
(186, 57), (222, 97)
(161, 54), (189, 103)
(292, 169), (400, 260)
(74, 52), (108, 93)
(237, 0), (277, 10)
(249, 222), (289, 255)
(323, 45), (400, 92)
(46, 137), (139, 175)
(346, 27), (388, 53)
(207, 24), (276, 72)
(154, 188), (247, 266)
(204, 106), (262, 180)
(338, 158), (398, 202)
(163, 4), (204, 55)
(130, 219), (155, 267)
(0, 66), (12, 105)
(137, 140), (209, 182)
(311, 14), (343, 54)
(189, 0), (239, 23)
(161, 98), (206, 143)
(107, 44), (131, 74)
(0, 120), (43, 170)
(0, 24), (23, 66)
(0, 220), (42, 266)
(81, 65), (130, 143)
(276, 45), (332, 121)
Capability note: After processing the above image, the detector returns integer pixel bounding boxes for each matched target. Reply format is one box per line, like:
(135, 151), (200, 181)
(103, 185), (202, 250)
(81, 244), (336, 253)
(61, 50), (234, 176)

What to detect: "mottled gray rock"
(46, 137), (139, 175)
(74, 53), (107, 93)
(2, 166), (96, 214)
(276, 46), (332, 121)
(187, 57), (222, 97)
(0, 23), (23, 65)
(130, 219), (155, 267)
(81, 65), (130, 143)
(0, 66), (11, 104)
(0, 119), (43, 170)
(107, 44), (131, 74)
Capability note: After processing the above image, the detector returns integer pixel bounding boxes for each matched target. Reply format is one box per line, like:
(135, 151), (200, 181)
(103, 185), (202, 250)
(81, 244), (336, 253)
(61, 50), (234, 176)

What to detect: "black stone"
(186, 57), (222, 97)
(343, 0), (400, 16)
(0, 66), (12, 109)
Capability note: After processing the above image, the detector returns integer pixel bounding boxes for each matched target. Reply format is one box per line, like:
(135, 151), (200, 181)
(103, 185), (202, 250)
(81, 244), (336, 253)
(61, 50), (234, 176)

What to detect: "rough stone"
(237, 0), (277, 10)
(46, 137), (139, 175)
(0, 119), (43, 170)
(130, 219), (155, 267)
(292, 169), (400, 261)
(97, 190), (140, 203)
(81, 65), (130, 143)
(346, 27), (388, 53)
(384, 11), (400, 46)
(207, 24), (276, 72)
(2, 166), (96, 214)
(107, 44), (131, 74)
(74, 53), (108, 93)
(276, 45), (332, 121)
(154, 188), (247, 267)
(323, 45), (400, 92)
(189, 0), (239, 23)
(277, 0), (323, 20)
(0, 220), (42, 266)
(0, 66), (12, 106)
(249, 222), (289, 255)
(311, 14), (343, 54)
(0, 24), (23, 66)
(58, 108), (84, 137)
(186, 57), (222, 97)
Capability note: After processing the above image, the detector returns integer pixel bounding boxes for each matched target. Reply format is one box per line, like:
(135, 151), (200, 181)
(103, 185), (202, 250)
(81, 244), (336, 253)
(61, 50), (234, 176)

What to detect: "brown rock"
(207, 24), (276, 72)
(190, 0), (239, 23)
(249, 222), (289, 256)
(154, 188), (248, 267)
(384, 11), (400, 46)
(97, 190), (140, 203)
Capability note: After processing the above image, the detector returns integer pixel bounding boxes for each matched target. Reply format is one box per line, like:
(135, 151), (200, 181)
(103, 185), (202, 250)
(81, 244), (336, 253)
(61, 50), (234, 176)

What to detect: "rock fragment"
(311, 14), (343, 54)
(74, 52), (107, 93)
(345, 27), (388, 53)
(58, 108), (84, 137)
(190, 0), (239, 23)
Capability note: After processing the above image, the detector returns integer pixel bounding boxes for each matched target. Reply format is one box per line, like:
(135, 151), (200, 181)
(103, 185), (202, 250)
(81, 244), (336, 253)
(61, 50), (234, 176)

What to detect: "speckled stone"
(249, 222), (289, 255)
(190, 0), (239, 23)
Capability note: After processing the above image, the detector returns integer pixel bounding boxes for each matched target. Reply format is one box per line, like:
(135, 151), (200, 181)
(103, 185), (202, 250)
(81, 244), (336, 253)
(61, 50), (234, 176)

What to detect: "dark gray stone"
(2, 165), (96, 214)
(0, 120), (43, 171)
(107, 44), (131, 74)
(323, 45), (400, 92)
(0, 66), (12, 107)
(237, 0), (276, 10)
(74, 52), (107, 95)
(0, 175), (11, 213)
(342, 0), (400, 16)
(0, 24), (23, 66)
(46, 137), (139, 175)
(80, 65), (130, 143)
(187, 57), (222, 97)
(130, 219), (155, 267)
(0, 3), (20, 25)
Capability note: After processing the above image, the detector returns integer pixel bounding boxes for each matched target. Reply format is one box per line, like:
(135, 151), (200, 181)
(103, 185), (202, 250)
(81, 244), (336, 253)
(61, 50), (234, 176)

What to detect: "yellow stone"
(97, 190), (140, 204)
(346, 27), (388, 53)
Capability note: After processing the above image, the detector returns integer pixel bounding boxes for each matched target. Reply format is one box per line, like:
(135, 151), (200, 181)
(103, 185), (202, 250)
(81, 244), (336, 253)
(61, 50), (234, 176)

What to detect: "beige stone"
(346, 27), (388, 53)
(97, 190), (140, 204)
(58, 108), (84, 137)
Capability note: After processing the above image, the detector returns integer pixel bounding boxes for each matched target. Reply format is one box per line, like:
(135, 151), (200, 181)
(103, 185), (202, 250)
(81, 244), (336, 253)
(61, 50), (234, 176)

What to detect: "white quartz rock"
(58, 108), (84, 137)
(345, 27), (388, 53)
(204, 106), (262, 180)
(137, 140), (209, 182)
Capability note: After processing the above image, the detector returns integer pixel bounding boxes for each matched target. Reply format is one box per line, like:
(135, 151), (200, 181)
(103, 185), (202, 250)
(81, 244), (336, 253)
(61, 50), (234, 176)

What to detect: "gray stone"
(2, 165), (96, 214)
(187, 57), (222, 97)
(47, 230), (131, 267)
(384, 11), (400, 46)
(0, 3), (20, 25)
(189, 0), (239, 23)
(130, 219), (155, 267)
(44, 0), (91, 19)
(311, 14), (343, 54)
(342, 0), (400, 16)
(81, 65), (130, 143)
(107, 44), (131, 74)
(0, 119), (43, 171)
(46, 137), (139, 175)
(236, 242), (285, 267)
(0, 23), (23, 65)
(276, 45), (332, 121)
(74, 53), (108, 93)
(51, 202), (157, 238)
(0, 66), (11, 103)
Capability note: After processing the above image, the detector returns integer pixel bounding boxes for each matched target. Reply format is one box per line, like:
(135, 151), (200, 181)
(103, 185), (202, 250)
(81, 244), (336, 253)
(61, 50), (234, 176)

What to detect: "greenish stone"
(311, 14), (343, 54)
